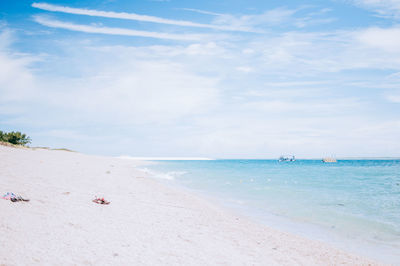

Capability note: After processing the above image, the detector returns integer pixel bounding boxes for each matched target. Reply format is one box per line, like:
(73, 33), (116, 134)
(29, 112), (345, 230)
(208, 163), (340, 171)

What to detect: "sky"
(0, 0), (399, 158)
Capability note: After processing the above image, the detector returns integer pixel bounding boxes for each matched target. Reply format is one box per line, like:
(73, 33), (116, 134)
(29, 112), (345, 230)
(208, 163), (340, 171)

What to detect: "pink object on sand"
(2, 192), (16, 200)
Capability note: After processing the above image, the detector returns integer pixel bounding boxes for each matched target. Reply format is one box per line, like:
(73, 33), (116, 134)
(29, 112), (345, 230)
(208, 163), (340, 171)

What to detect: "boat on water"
(279, 155), (296, 162)
(322, 157), (337, 163)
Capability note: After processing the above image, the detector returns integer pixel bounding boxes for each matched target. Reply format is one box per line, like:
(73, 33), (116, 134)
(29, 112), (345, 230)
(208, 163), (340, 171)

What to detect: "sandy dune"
(0, 145), (379, 265)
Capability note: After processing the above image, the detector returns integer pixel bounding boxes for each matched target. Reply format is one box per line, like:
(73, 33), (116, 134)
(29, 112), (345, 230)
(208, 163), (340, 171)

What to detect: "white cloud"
(242, 48), (255, 54)
(355, 26), (400, 52)
(39, 129), (97, 140)
(258, 100), (357, 113)
(184, 42), (226, 56)
(210, 7), (297, 33)
(0, 31), (221, 127)
(351, 0), (400, 18)
(179, 8), (224, 16)
(32, 2), (251, 32)
(183, 7), (334, 32)
(385, 94), (400, 102)
(232, 29), (400, 76)
(0, 30), (37, 104)
(2, 11), (400, 157)
(174, 114), (400, 158)
(236, 66), (253, 73)
(33, 15), (205, 41)
(63, 61), (219, 124)
(30, 3), (333, 38)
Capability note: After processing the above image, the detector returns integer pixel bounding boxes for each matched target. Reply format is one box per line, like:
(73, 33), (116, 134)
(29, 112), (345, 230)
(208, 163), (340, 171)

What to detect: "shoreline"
(0, 145), (381, 265)
(144, 163), (399, 265)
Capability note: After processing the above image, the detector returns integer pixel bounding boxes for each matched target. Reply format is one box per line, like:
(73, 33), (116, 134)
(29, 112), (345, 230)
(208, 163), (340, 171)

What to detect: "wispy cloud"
(0, 30), (37, 104)
(33, 15), (205, 41)
(355, 26), (400, 52)
(386, 94), (400, 103)
(183, 7), (334, 30)
(3, 1), (400, 157)
(32, 2), (252, 32)
(179, 8), (224, 16)
(350, 0), (400, 18)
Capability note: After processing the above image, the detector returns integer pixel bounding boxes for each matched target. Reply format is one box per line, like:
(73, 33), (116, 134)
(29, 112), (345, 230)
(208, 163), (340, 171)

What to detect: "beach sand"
(0, 145), (380, 265)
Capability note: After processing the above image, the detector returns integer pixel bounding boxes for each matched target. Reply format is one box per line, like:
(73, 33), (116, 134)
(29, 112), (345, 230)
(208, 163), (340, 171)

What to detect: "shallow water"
(144, 159), (400, 264)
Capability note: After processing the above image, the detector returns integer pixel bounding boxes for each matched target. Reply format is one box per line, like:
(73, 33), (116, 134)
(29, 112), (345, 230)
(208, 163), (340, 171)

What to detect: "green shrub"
(0, 130), (31, 146)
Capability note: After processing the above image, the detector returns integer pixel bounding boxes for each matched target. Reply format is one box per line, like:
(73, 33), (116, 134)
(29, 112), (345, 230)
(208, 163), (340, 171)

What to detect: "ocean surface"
(142, 159), (400, 264)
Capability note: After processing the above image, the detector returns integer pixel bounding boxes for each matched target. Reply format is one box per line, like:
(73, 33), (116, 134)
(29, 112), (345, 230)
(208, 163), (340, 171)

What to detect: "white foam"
(137, 167), (187, 180)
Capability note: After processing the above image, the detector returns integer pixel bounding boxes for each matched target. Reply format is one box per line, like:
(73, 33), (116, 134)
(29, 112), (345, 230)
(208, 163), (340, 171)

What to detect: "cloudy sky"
(0, 0), (399, 158)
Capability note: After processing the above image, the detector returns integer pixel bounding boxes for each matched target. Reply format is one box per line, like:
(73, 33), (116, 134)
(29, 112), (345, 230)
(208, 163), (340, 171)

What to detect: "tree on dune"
(0, 130), (31, 146)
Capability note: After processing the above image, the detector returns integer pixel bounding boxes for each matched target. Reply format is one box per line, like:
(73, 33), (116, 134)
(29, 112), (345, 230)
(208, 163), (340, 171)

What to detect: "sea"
(140, 159), (400, 264)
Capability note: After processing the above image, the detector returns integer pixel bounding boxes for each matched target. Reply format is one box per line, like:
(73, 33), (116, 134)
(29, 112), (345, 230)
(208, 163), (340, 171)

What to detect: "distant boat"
(279, 155), (296, 162)
(322, 157), (337, 163)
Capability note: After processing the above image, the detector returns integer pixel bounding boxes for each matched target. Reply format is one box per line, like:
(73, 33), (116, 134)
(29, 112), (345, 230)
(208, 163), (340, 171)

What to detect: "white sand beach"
(0, 145), (380, 265)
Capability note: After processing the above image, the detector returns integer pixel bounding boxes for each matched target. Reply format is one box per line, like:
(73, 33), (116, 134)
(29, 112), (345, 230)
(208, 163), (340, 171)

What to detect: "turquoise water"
(144, 160), (400, 263)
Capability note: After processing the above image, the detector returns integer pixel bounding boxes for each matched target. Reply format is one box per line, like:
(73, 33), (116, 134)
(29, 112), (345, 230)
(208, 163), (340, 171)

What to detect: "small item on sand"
(11, 196), (30, 202)
(92, 197), (110, 205)
(2, 192), (16, 200)
(2, 192), (29, 202)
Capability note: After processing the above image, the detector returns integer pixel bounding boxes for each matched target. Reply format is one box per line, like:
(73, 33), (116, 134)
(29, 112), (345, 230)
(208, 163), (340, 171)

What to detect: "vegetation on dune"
(0, 130), (31, 146)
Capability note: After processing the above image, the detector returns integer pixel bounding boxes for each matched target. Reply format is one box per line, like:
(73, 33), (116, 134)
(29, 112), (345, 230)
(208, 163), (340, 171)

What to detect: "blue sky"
(0, 0), (399, 158)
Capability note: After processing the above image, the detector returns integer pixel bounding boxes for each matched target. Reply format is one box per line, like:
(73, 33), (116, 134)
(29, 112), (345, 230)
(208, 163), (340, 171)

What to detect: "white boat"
(322, 157), (337, 163)
(279, 155), (296, 162)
